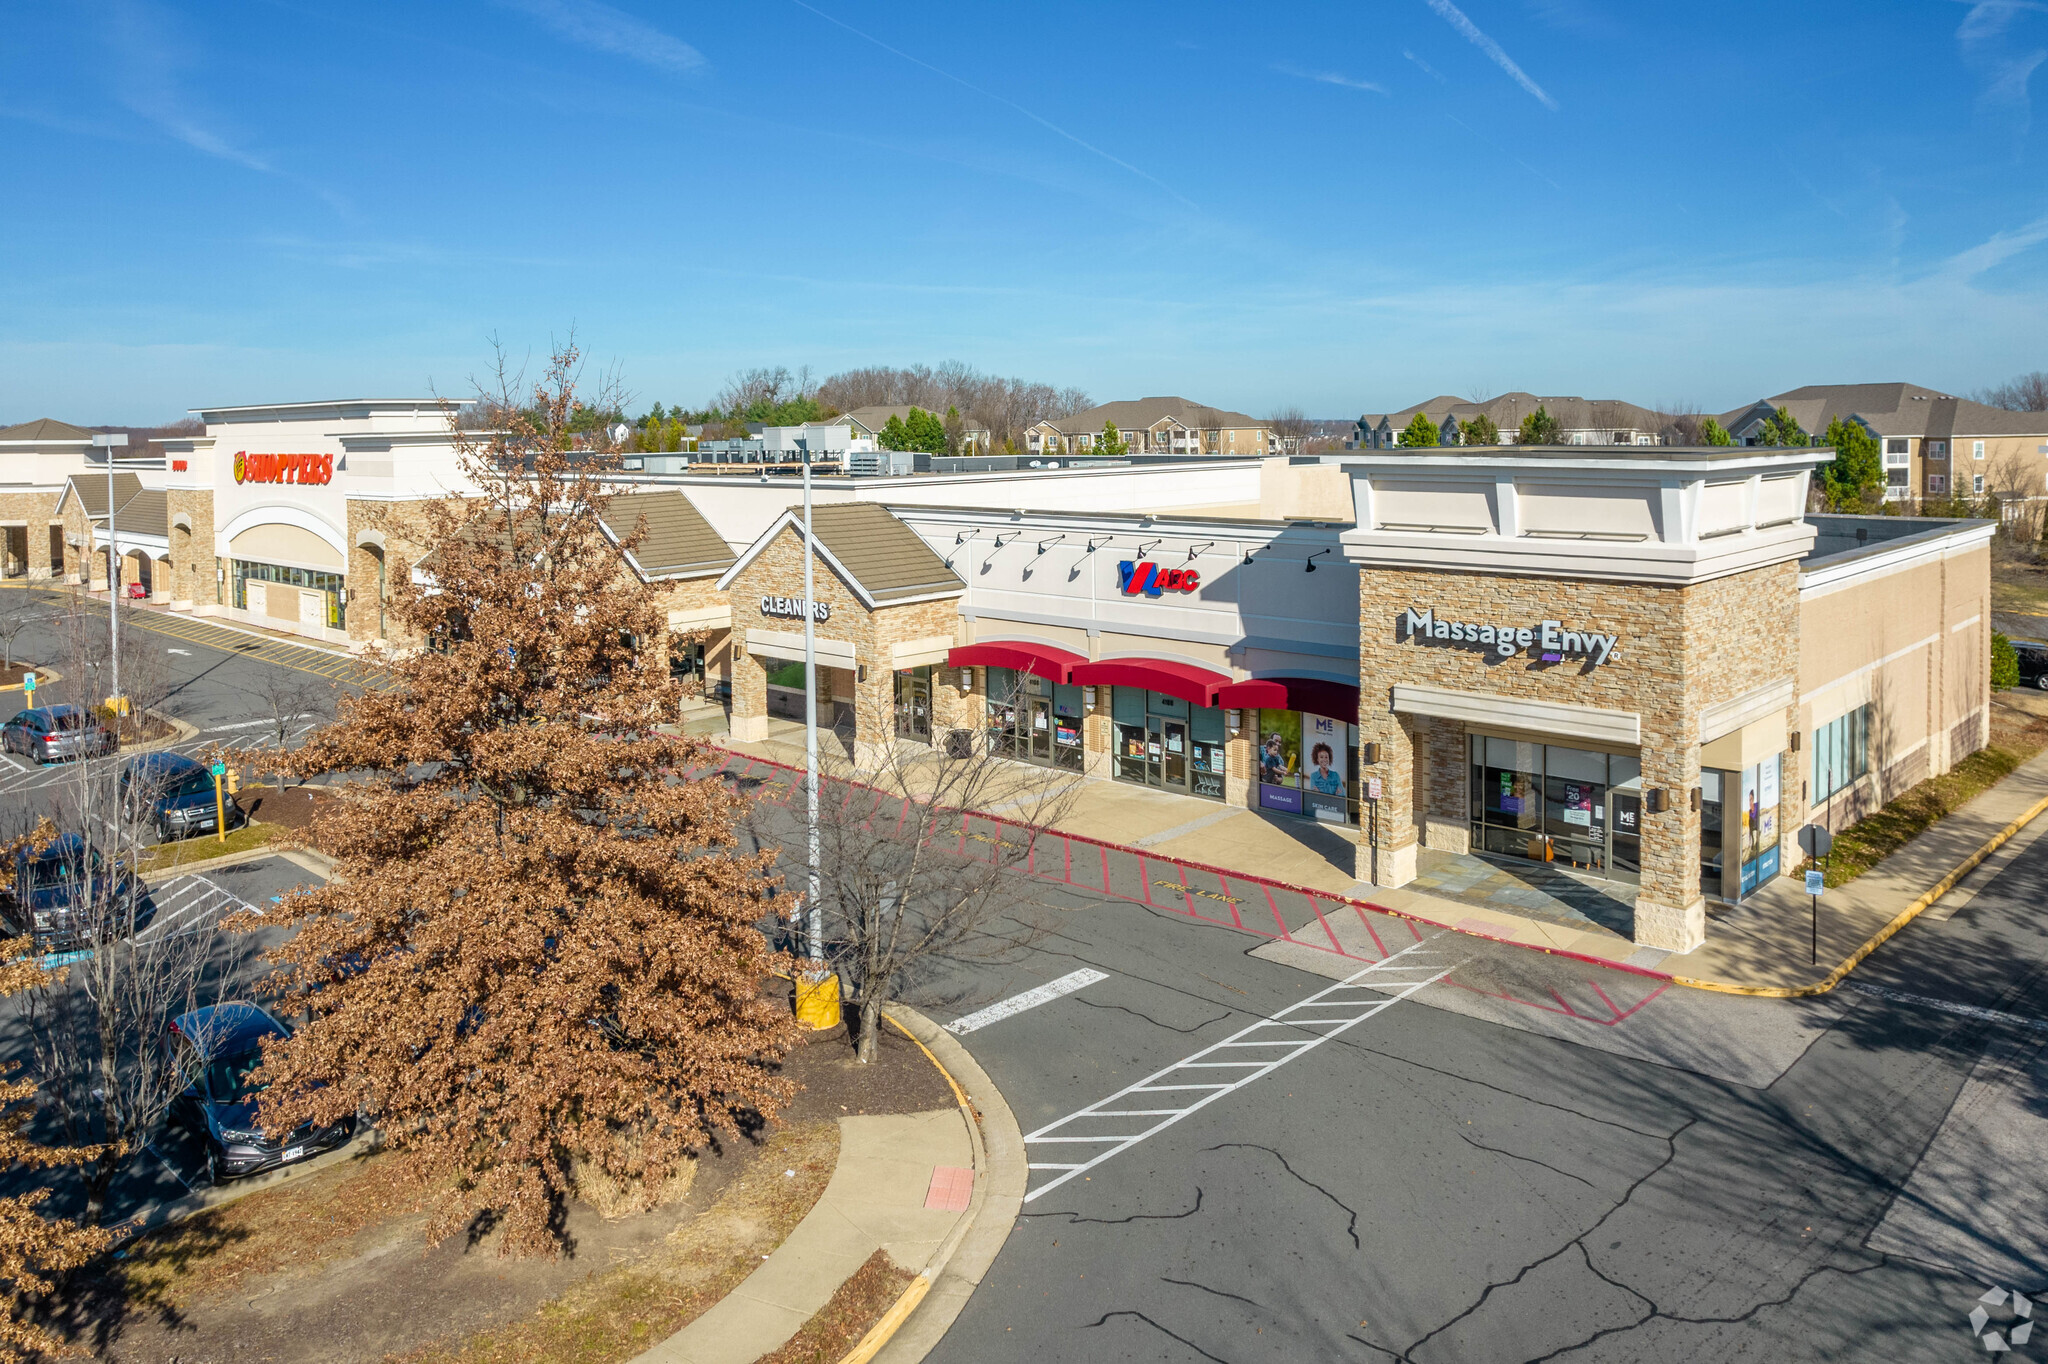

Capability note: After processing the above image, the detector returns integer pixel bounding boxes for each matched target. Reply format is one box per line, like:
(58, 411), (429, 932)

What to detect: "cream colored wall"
(1798, 541), (1988, 813)
(1256, 458), (1353, 521)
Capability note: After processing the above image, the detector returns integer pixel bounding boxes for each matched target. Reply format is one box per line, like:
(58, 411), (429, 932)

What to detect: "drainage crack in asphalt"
(1160, 1275), (1266, 1312)
(1445, 1127), (1600, 1191)
(1038, 1187), (1205, 1226)
(1332, 1038), (1684, 1142)
(1206, 1142), (1362, 1251)
(1069, 996), (1235, 1035)
(1078, 1308), (1234, 1363)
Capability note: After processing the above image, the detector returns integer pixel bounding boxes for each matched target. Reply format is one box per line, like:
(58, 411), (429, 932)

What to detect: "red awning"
(1216, 676), (1360, 721)
(947, 640), (1088, 684)
(1070, 657), (1233, 708)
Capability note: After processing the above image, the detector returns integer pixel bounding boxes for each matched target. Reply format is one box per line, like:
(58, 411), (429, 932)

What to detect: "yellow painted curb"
(886, 1012), (971, 1112)
(836, 1272), (933, 1364)
(1671, 790), (2048, 999)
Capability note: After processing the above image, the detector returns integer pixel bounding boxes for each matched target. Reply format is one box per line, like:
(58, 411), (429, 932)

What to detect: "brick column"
(1355, 698), (1419, 887)
(852, 662), (895, 770)
(730, 647), (769, 742)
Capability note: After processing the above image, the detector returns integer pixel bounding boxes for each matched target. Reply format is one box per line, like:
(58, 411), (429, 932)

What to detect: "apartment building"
(1720, 384), (2048, 502)
(1026, 397), (1285, 458)
(1354, 393), (1669, 449)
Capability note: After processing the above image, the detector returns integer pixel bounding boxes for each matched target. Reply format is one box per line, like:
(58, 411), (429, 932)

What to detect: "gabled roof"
(1720, 383), (2048, 439)
(598, 491), (735, 581)
(1039, 397), (1265, 435)
(0, 418), (95, 443)
(1362, 392), (1670, 434)
(58, 471), (146, 519)
(715, 502), (964, 608)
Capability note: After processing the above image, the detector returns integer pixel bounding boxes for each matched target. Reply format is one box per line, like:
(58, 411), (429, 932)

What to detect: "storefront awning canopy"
(1216, 676), (1360, 722)
(948, 640), (1088, 684)
(1070, 658), (1233, 708)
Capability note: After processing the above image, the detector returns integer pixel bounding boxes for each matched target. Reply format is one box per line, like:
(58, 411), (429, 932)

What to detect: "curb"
(856, 1006), (1024, 1364)
(102, 1126), (379, 1251)
(714, 742), (2048, 1003)
(0, 665), (63, 695)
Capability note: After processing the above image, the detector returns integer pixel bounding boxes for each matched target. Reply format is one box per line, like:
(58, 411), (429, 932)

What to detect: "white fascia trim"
(215, 503), (350, 563)
(193, 398), (469, 418)
(715, 509), (882, 608)
(1341, 523), (1816, 586)
(1799, 521), (1996, 597)
(155, 437), (216, 452)
(95, 530), (171, 553)
(745, 628), (858, 668)
(1392, 684), (1641, 746)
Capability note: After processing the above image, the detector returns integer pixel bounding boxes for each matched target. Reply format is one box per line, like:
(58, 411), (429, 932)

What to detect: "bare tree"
(0, 588), (49, 670)
(1268, 405), (1312, 454)
(1973, 371), (2048, 412)
(1659, 403), (1709, 446)
(753, 682), (1077, 1062)
(237, 671), (334, 793)
(1983, 445), (2045, 543)
(812, 363), (1091, 450)
(715, 365), (816, 417)
(7, 600), (234, 1218)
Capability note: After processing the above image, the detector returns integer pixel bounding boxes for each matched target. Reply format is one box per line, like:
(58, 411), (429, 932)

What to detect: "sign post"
(21, 671), (34, 700)
(211, 762), (228, 845)
(1798, 824), (1834, 966)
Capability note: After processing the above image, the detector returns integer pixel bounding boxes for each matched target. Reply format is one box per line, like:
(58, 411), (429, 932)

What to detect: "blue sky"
(3, 0), (2045, 423)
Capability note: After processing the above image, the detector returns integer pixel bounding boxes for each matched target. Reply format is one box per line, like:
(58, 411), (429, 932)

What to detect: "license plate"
(283, 1145), (305, 1161)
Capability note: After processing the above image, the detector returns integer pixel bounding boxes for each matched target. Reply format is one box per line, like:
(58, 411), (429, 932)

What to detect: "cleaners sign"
(760, 595), (830, 622)
(1117, 560), (1199, 597)
(1400, 606), (1619, 667)
(234, 451), (335, 485)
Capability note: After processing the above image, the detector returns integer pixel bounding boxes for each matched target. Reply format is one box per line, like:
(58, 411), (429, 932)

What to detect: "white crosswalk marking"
(1021, 938), (1455, 1202)
(135, 874), (260, 944)
(946, 968), (1109, 1035)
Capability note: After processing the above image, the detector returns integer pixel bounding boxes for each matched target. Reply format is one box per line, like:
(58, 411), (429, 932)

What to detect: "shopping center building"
(102, 399), (1992, 954)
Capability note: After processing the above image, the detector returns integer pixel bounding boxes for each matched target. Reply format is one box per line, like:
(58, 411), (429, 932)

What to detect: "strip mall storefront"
(716, 448), (1990, 957)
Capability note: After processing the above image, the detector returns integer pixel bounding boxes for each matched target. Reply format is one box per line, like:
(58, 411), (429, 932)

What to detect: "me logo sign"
(1117, 560), (1200, 598)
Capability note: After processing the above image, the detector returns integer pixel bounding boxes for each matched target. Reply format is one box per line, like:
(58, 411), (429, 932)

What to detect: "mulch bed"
(232, 784), (338, 833)
(55, 1010), (956, 1364)
(756, 1249), (916, 1364)
(0, 660), (32, 686)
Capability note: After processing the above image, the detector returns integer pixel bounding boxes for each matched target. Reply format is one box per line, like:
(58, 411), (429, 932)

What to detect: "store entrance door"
(1147, 716), (1189, 794)
(894, 666), (932, 743)
(1607, 783), (1642, 884)
(1026, 696), (1054, 762)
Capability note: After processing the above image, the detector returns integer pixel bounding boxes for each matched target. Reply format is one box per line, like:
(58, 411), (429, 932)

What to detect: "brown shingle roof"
(600, 491), (735, 580)
(1722, 383), (2048, 439)
(1363, 392), (1670, 435)
(840, 405), (988, 435)
(63, 471), (146, 519)
(0, 418), (95, 443)
(790, 502), (963, 603)
(1041, 397), (1264, 435)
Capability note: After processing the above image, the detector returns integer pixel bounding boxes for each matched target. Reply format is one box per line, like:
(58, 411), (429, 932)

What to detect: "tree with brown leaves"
(239, 343), (799, 1257)
(2, 930), (112, 1363)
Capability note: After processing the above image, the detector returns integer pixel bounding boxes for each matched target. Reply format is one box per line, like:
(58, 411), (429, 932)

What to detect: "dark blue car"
(3, 833), (148, 953)
(119, 751), (241, 842)
(165, 1002), (356, 1183)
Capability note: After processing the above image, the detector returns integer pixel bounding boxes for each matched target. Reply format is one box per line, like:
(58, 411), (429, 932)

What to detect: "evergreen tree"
(1097, 421), (1130, 457)
(1399, 412), (1440, 447)
(943, 405), (965, 456)
(1458, 413), (1500, 447)
(1517, 406), (1562, 445)
(878, 414), (908, 450)
(1701, 417), (1735, 446)
(1760, 406), (1808, 447)
(1819, 416), (1883, 508)
(904, 407), (948, 454)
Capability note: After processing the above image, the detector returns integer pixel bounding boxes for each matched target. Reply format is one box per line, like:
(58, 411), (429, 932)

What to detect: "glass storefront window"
(1256, 710), (1357, 825)
(1112, 689), (1222, 801)
(1468, 737), (1640, 884)
(1700, 770), (1725, 900)
(986, 667), (1081, 771)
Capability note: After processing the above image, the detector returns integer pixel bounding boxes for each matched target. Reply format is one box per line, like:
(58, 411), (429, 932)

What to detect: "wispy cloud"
(1958, 2), (2047, 136)
(103, 0), (274, 172)
(1403, 49), (1447, 82)
(787, 0), (1194, 207)
(1272, 63), (1388, 95)
(1932, 210), (2048, 283)
(497, 0), (704, 74)
(1424, 0), (1557, 109)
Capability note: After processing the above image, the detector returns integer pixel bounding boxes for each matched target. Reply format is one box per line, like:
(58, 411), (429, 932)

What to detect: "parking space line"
(945, 967), (1109, 1035)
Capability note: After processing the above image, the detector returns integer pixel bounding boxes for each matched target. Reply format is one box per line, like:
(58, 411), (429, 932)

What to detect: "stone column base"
(731, 713), (769, 742)
(1631, 894), (1705, 952)
(1354, 838), (1418, 888)
(853, 739), (892, 773)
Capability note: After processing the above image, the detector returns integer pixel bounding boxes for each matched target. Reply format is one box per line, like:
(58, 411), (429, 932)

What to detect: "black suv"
(165, 1003), (355, 1183)
(2015, 640), (2048, 691)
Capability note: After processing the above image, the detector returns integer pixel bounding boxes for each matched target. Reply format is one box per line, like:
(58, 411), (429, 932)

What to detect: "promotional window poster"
(1257, 709), (1302, 813)
(1259, 710), (1348, 820)
(1302, 712), (1348, 821)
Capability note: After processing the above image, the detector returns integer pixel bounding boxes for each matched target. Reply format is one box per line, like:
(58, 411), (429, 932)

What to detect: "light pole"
(797, 437), (823, 977)
(92, 432), (128, 713)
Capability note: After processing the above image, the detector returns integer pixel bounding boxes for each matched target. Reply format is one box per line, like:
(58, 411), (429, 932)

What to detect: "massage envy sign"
(1400, 606), (1619, 667)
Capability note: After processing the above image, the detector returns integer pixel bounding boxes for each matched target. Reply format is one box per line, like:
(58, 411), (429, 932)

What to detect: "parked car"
(165, 1002), (356, 1184)
(2015, 640), (2048, 691)
(120, 751), (241, 842)
(2, 832), (149, 952)
(1, 705), (117, 764)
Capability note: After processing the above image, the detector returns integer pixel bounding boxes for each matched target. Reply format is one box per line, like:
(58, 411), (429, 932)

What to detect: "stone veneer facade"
(0, 491), (65, 580)
(724, 522), (963, 768)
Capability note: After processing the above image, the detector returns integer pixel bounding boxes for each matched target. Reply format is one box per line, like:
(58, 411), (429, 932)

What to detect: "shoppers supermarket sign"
(234, 451), (334, 485)
(1399, 606), (1619, 667)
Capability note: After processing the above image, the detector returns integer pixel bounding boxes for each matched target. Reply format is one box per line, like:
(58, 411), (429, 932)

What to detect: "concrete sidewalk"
(716, 728), (2048, 998)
